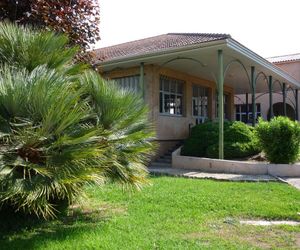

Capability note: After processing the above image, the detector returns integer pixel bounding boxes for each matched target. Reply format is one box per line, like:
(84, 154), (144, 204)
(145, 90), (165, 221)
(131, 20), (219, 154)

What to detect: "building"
(93, 34), (300, 158)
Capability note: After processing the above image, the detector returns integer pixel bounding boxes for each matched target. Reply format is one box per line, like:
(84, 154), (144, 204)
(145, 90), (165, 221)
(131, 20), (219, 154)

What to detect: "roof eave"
(227, 38), (300, 88)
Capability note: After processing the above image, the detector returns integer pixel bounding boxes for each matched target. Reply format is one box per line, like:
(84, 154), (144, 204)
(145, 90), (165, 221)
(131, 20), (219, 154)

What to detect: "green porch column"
(250, 66), (256, 126)
(217, 50), (224, 159)
(296, 89), (299, 120)
(245, 93), (249, 123)
(282, 83), (287, 116)
(139, 62), (145, 99)
(268, 75), (273, 120)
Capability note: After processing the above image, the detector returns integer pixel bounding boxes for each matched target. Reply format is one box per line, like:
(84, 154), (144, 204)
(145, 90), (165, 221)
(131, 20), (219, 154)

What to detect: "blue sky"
(97, 0), (300, 58)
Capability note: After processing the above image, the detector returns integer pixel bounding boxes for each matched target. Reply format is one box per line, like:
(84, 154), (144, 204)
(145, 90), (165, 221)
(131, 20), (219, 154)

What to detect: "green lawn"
(1, 176), (300, 250)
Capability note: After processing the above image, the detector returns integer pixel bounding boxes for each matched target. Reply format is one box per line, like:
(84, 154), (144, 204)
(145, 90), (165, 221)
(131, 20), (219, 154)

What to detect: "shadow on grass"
(0, 205), (112, 250)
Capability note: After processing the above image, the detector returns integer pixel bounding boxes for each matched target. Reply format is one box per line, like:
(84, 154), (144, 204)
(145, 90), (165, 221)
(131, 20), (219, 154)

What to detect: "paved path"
(149, 167), (278, 182)
(281, 178), (300, 190)
(149, 168), (300, 190)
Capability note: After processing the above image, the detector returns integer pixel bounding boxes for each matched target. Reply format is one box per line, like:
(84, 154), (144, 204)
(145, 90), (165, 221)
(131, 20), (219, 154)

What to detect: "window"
(159, 75), (184, 115)
(215, 92), (229, 119)
(112, 75), (141, 93)
(235, 103), (261, 123)
(192, 85), (208, 120)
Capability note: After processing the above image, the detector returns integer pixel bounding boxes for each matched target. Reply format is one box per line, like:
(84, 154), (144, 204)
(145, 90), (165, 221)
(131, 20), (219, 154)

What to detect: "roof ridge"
(267, 52), (300, 59)
(167, 32), (231, 38)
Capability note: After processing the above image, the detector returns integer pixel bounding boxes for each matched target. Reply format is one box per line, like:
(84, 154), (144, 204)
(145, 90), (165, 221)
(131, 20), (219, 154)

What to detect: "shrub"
(206, 141), (259, 159)
(0, 23), (155, 219)
(181, 121), (260, 159)
(181, 122), (219, 157)
(255, 116), (300, 164)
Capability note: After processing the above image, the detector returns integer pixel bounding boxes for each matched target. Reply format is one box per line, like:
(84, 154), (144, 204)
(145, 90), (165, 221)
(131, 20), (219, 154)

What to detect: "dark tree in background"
(0, 0), (100, 62)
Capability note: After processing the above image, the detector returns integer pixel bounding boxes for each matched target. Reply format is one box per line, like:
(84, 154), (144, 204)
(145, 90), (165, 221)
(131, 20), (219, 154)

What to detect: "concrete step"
(162, 155), (172, 160)
(156, 158), (172, 163)
(149, 162), (172, 168)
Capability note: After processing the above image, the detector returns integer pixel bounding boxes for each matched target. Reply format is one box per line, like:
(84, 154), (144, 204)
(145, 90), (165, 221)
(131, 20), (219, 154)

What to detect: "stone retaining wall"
(172, 147), (300, 177)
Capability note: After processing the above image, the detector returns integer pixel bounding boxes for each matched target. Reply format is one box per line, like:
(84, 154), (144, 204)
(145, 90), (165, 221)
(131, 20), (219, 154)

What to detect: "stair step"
(149, 143), (183, 169)
(150, 162), (171, 168)
(157, 158), (171, 163)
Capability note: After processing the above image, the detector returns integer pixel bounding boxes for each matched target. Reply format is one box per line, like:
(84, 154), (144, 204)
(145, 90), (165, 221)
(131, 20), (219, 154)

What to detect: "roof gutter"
(227, 38), (300, 87)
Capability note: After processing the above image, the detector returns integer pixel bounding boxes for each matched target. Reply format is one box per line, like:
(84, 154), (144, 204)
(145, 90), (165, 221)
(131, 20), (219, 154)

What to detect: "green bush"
(181, 122), (219, 157)
(181, 121), (260, 159)
(255, 116), (300, 164)
(206, 141), (259, 159)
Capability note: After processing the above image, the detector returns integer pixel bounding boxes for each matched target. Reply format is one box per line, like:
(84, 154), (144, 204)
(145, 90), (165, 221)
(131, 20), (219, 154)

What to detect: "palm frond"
(0, 22), (87, 74)
(0, 24), (156, 219)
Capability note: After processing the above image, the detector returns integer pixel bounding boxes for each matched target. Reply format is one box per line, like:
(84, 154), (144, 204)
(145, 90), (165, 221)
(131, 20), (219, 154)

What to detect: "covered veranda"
(97, 36), (300, 159)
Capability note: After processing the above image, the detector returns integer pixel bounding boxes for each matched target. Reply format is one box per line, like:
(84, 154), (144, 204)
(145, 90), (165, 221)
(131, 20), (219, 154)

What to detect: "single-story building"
(93, 33), (300, 159)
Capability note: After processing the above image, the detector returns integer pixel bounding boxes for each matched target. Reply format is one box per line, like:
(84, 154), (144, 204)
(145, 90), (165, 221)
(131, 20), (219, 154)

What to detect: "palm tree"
(0, 22), (86, 74)
(0, 23), (155, 219)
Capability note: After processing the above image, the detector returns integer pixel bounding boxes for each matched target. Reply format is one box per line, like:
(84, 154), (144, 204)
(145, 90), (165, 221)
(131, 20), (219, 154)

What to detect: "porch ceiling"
(98, 38), (300, 95)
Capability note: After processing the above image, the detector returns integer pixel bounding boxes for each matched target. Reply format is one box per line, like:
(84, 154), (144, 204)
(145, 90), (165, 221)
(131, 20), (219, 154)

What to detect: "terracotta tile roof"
(94, 33), (230, 64)
(267, 53), (300, 63)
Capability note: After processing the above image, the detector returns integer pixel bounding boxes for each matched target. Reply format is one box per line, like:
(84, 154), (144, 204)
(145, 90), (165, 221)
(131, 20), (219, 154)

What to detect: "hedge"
(255, 116), (300, 164)
(181, 121), (260, 159)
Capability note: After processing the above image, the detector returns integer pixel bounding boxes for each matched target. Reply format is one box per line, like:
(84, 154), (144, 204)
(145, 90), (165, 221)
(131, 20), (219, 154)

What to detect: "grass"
(1, 176), (300, 249)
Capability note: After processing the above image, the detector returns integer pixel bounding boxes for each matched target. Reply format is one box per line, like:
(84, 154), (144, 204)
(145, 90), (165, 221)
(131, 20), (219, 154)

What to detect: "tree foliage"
(256, 116), (300, 164)
(0, 23), (155, 219)
(0, 0), (100, 62)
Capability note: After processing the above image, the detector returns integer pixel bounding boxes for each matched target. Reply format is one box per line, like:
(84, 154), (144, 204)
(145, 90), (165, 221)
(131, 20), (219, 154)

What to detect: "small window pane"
(193, 99), (198, 116)
(192, 85), (209, 120)
(175, 95), (182, 115)
(241, 104), (246, 112)
(163, 80), (170, 92)
(241, 114), (247, 123)
(256, 104), (261, 112)
(177, 82), (183, 94)
(164, 93), (170, 113)
(192, 86), (198, 97)
(159, 92), (163, 113)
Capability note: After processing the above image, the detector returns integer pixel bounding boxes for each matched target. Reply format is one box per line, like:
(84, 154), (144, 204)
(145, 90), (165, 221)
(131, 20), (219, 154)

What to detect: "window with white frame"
(215, 92), (229, 119)
(159, 75), (184, 115)
(235, 103), (261, 123)
(112, 75), (141, 93)
(192, 85), (208, 121)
